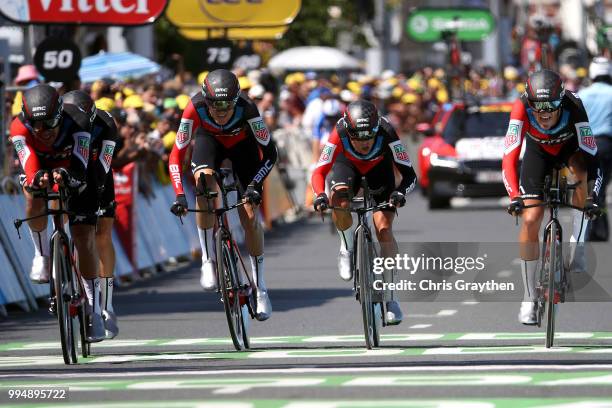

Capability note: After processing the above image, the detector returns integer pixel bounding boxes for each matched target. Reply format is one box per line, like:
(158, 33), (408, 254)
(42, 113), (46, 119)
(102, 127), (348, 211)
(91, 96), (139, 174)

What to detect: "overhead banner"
(179, 26), (289, 40)
(166, 0), (300, 28)
(0, 0), (168, 26)
(406, 8), (495, 42)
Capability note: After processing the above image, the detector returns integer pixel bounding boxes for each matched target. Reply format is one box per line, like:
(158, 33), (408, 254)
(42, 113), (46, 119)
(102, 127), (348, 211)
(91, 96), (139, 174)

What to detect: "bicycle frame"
(188, 170), (256, 350)
(326, 177), (392, 348)
(522, 167), (583, 348)
(14, 185), (88, 364)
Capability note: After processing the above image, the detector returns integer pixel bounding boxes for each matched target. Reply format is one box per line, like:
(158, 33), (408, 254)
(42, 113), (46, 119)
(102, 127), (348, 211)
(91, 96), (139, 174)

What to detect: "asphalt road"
(1, 193), (612, 408)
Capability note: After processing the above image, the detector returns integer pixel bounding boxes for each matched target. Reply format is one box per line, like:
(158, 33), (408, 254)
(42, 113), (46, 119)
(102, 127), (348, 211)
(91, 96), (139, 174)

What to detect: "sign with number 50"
(34, 37), (81, 82)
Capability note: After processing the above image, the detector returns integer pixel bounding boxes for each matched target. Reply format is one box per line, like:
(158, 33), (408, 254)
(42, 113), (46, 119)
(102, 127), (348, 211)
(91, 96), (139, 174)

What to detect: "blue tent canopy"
(79, 52), (160, 83)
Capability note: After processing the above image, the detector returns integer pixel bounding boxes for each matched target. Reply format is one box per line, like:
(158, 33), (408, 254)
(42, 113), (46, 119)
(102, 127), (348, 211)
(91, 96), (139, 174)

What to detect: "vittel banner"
(0, 0), (168, 26)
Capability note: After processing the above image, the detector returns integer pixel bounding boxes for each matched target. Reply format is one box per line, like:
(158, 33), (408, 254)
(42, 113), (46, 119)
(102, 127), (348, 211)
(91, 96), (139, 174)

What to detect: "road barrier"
(0, 163), (299, 316)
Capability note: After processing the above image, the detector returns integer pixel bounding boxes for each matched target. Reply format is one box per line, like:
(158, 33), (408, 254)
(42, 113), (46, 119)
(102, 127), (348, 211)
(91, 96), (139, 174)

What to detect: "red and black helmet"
(201, 69), (240, 111)
(525, 69), (564, 112)
(21, 84), (63, 129)
(343, 100), (380, 140)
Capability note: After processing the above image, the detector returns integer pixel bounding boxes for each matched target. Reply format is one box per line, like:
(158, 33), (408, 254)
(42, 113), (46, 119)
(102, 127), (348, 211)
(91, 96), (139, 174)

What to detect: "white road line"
(408, 310), (457, 318)
(409, 324), (432, 329)
(461, 301), (480, 305)
(437, 309), (457, 316)
(3, 364), (612, 380)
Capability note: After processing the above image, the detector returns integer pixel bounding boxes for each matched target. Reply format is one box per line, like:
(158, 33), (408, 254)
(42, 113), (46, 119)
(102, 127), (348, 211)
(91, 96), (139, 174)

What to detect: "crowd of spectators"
(1, 56), (603, 200)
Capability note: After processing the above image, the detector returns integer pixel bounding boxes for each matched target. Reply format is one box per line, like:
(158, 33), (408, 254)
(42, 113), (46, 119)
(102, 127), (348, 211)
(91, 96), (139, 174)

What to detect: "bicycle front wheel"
(51, 235), (78, 364)
(71, 242), (89, 358)
(545, 222), (559, 348)
(216, 231), (248, 351)
(356, 228), (380, 349)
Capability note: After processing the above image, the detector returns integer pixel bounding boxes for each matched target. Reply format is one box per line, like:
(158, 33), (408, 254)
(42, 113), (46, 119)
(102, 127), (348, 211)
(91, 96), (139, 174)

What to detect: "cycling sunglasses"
(28, 116), (61, 130)
(205, 98), (237, 111)
(528, 99), (562, 113)
(348, 123), (380, 141)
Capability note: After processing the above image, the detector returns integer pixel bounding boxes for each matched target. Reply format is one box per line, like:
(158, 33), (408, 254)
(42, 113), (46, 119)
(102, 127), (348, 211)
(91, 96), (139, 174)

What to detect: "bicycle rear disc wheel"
(545, 223), (558, 348)
(217, 232), (247, 351)
(357, 229), (378, 349)
(52, 236), (77, 364)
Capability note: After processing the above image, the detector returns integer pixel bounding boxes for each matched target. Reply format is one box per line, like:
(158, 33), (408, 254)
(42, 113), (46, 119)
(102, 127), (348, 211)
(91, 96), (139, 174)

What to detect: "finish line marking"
(3, 332), (612, 352)
(3, 364), (612, 380)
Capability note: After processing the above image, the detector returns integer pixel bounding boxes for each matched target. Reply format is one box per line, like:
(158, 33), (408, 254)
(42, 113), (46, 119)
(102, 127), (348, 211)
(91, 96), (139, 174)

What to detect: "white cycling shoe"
(338, 249), (353, 281)
(200, 259), (218, 291)
(102, 310), (119, 339)
(87, 312), (106, 343)
(255, 289), (272, 321)
(30, 255), (50, 284)
(519, 301), (537, 325)
(385, 301), (403, 325)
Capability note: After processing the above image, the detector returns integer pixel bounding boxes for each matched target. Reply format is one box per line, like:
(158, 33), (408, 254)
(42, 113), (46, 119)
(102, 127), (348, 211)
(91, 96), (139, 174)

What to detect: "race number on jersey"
(575, 122), (597, 155)
(389, 140), (412, 166)
(247, 117), (270, 146)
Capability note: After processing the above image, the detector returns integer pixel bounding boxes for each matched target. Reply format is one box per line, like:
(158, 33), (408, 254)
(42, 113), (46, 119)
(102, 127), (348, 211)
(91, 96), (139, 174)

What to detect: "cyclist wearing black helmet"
(168, 69), (278, 321)
(64, 90), (120, 340)
(9, 84), (106, 342)
(502, 69), (603, 325)
(311, 99), (417, 325)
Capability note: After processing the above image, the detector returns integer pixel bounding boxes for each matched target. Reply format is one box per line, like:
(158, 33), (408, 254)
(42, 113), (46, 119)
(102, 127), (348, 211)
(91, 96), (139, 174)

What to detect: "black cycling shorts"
(190, 134), (263, 194)
(98, 170), (115, 218)
(519, 138), (581, 200)
(328, 153), (395, 212)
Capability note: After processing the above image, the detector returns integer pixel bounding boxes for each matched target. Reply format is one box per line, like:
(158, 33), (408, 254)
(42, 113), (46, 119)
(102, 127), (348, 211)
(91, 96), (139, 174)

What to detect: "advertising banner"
(166, 0), (300, 28)
(0, 0), (168, 26)
(406, 8), (495, 42)
(179, 26), (288, 40)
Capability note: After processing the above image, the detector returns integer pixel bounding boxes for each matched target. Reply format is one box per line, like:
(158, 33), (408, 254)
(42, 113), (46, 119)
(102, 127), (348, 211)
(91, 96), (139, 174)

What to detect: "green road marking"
(3, 399), (612, 408)
(3, 372), (612, 394)
(3, 332), (612, 353)
(4, 345), (612, 368)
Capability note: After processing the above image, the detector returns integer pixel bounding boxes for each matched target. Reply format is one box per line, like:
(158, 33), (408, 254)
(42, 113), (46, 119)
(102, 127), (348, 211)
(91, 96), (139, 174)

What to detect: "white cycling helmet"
(589, 57), (611, 80)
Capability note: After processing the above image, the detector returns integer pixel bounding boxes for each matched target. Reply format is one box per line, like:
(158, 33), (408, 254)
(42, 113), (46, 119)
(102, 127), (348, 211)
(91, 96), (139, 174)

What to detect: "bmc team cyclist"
(502, 69), (603, 324)
(9, 84), (105, 342)
(168, 69), (278, 321)
(311, 100), (417, 325)
(63, 90), (119, 339)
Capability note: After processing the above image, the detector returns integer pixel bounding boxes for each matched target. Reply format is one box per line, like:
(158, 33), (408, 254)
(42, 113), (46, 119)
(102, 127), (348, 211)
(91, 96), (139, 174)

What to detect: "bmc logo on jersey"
(176, 119), (193, 149)
(576, 122), (597, 155)
(248, 117), (270, 146)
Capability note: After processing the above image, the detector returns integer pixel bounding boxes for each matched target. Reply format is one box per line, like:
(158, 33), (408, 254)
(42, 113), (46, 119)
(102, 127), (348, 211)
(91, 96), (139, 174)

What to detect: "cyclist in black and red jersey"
(311, 100), (417, 325)
(63, 90), (120, 340)
(502, 69), (603, 325)
(9, 84), (105, 342)
(168, 69), (277, 321)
